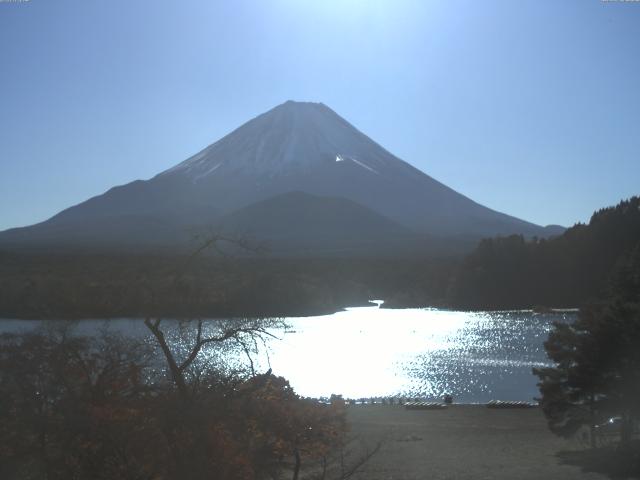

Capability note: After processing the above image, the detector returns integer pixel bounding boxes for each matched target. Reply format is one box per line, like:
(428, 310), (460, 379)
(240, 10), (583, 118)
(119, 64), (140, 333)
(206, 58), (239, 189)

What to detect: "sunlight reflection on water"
(0, 305), (576, 402)
(258, 305), (574, 402)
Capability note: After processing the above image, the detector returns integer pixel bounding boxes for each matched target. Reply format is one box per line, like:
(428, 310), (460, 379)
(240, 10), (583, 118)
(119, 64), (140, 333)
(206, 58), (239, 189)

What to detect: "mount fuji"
(0, 101), (563, 254)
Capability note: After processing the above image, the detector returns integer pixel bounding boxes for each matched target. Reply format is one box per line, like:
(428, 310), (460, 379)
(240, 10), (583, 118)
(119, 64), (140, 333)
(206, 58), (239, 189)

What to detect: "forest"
(0, 251), (455, 319)
(0, 197), (638, 319)
(448, 196), (640, 310)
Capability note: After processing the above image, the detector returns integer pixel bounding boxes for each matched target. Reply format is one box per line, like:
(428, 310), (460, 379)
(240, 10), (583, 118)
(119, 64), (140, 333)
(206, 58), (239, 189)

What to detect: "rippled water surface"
(0, 305), (576, 402)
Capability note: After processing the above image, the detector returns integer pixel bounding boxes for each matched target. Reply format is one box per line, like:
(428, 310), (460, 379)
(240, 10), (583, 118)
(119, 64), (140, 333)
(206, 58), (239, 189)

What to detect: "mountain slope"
(0, 100), (561, 253)
(216, 191), (421, 255)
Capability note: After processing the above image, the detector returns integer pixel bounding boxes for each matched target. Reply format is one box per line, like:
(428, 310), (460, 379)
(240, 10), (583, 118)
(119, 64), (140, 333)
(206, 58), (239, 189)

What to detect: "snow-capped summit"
(0, 101), (562, 253)
(162, 101), (388, 179)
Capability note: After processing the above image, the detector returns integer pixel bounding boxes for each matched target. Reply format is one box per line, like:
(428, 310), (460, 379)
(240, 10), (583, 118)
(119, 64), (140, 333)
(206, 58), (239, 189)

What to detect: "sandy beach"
(345, 405), (607, 480)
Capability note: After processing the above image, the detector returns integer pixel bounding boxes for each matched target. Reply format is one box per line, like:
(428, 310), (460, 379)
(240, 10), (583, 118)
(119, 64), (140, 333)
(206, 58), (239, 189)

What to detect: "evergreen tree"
(534, 244), (640, 447)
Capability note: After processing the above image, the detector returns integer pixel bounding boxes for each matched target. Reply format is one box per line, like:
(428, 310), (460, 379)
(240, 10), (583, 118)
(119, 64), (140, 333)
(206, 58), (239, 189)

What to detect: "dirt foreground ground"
(345, 405), (607, 480)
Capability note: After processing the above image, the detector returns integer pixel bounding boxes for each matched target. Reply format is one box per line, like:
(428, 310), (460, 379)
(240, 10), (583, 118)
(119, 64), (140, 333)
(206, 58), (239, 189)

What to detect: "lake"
(0, 303), (575, 403)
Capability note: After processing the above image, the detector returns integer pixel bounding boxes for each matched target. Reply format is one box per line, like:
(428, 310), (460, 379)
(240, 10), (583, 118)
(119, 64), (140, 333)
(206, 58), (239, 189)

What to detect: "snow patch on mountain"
(335, 154), (378, 174)
(193, 162), (222, 181)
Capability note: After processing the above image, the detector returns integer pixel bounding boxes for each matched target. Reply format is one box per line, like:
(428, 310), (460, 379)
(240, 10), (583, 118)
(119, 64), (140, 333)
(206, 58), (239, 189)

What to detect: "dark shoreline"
(0, 304), (580, 322)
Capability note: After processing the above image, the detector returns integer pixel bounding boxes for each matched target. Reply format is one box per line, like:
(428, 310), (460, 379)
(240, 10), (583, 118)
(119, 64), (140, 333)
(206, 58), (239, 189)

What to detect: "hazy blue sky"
(1, 0), (638, 231)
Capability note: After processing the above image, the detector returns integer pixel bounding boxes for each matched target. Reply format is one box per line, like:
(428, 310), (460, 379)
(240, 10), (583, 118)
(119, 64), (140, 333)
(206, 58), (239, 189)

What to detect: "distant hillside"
(216, 191), (424, 256)
(448, 196), (640, 310)
(0, 214), (194, 252)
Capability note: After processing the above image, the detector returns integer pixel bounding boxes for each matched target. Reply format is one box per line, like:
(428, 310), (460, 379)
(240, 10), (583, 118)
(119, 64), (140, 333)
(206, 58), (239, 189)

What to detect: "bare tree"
(139, 233), (381, 480)
(144, 316), (280, 399)
(144, 233), (280, 399)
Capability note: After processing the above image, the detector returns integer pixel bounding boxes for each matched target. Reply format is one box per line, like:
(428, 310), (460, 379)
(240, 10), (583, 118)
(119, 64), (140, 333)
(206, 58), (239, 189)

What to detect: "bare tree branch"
(144, 317), (188, 398)
(144, 233), (278, 399)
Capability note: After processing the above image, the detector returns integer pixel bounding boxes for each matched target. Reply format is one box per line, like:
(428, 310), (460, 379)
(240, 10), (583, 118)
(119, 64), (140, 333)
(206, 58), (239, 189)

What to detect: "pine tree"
(534, 244), (640, 447)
